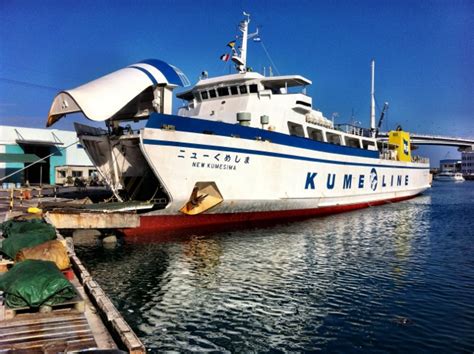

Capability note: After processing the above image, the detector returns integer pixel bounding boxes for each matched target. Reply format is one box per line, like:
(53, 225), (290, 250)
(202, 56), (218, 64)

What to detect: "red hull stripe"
(122, 194), (419, 238)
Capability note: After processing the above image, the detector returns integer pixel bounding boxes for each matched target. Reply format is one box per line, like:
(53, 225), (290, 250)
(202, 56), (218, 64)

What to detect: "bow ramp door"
(46, 59), (189, 127)
(46, 59), (189, 205)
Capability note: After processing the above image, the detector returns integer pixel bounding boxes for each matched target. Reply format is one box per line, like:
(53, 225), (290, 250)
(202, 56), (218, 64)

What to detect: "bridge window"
(288, 122), (305, 138)
(362, 140), (376, 150)
(346, 136), (362, 148)
(230, 86), (239, 95)
(307, 127), (324, 142)
(326, 132), (342, 145)
(217, 87), (229, 97)
(296, 100), (311, 108)
(249, 84), (258, 93)
(201, 91), (208, 100)
(239, 85), (248, 94)
(209, 89), (217, 98)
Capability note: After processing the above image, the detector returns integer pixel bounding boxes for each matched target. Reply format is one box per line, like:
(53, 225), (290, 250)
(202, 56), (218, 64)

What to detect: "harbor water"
(76, 182), (474, 352)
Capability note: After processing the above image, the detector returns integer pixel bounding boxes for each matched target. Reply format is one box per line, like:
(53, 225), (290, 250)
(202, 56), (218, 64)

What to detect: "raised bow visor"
(46, 59), (189, 127)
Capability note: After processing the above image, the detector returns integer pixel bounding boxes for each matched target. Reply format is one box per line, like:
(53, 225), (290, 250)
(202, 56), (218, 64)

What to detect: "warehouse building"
(439, 159), (462, 173)
(0, 125), (95, 186)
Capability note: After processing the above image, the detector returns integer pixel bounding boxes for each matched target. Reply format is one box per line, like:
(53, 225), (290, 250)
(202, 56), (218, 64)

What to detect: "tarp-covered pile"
(0, 260), (75, 308)
(0, 219), (75, 308)
(0, 219), (56, 259)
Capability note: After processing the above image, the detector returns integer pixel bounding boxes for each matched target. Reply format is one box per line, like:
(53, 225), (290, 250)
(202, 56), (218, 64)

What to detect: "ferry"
(46, 13), (431, 237)
(434, 172), (465, 182)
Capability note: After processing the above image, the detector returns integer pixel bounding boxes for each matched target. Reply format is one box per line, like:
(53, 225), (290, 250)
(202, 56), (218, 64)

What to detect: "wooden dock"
(0, 270), (123, 352)
(0, 206), (145, 353)
(0, 313), (99, 351)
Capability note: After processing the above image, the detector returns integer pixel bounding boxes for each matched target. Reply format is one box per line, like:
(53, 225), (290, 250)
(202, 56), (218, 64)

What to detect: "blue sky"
(0, 0), (472, 166)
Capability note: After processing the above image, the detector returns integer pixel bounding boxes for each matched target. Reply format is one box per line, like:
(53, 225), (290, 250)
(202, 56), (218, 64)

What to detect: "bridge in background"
(378, 132), (474, 151)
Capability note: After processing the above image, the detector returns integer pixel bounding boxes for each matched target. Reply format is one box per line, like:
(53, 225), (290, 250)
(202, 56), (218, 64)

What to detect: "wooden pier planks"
(0, 312), (97, 351)
(70, 254), (146, 354)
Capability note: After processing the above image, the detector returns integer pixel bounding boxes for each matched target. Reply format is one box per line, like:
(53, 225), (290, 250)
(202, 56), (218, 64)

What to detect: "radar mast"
(231, 12), (259, 73)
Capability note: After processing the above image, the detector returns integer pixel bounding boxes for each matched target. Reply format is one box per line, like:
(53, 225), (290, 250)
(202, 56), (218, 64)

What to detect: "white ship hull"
(434, 173), (464, 182)
(79, 114), (429, 236)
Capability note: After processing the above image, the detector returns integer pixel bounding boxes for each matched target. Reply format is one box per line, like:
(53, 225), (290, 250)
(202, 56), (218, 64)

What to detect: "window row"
(200, 84), (259, 100)
(288, 122), (375, 150)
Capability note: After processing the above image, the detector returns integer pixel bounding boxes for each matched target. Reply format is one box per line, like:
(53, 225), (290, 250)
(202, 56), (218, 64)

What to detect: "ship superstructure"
(46, 13), (431, 236)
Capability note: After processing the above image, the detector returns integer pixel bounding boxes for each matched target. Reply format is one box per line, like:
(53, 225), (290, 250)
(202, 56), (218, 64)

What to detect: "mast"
(370, 59), (376, 137)
(232, 12), (258, 73)
(240, 13), (249, 71)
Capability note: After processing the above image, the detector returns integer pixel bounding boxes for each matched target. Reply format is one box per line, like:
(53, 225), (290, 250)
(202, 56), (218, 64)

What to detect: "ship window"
(209, 89), (217, 98)
(217, 87), (229, 97)
(307, 127), (324, 142)
(296, 100), (311, 108)
(201, 91), (209, 100)
(362, 140), (376, 150)
(230, 86), (239, 95)
(249, 84), (258, 93)
(239, 85), (248, 94)
(326, 132), (342, 145)
(346, 136), (361, 148)
(288, 122), (305, 137)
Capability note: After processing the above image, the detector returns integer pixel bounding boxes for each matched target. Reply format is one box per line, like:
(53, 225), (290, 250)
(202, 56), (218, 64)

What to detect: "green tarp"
(0, 219), (56, 259)
(0, 259), (76, 308)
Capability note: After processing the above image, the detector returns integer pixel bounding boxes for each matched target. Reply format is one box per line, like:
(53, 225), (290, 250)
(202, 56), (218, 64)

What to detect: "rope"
(259, 41), (280, 76)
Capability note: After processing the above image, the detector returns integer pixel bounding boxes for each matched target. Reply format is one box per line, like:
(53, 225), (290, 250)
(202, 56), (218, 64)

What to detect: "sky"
(0, 0), (472, 166)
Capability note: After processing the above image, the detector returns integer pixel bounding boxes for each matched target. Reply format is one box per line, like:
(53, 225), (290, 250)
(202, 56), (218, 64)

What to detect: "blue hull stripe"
(146, 113), (380, 159)
(143, 139), (428, 170)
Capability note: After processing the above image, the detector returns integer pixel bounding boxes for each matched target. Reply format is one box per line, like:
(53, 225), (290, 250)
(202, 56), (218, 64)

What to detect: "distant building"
(439, 159), (461, 173)
(461, 150), (474, 179)
(0, 125), (95, 185)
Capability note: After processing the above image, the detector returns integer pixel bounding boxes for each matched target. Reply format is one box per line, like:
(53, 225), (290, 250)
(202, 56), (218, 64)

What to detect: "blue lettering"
(391, 175), (394, 186)
(397, 175), (402, 186)
(358, 175), (365, 189)
(327, 173), (336, 189)
(382, 175), (387, 187)
(305, 172), (317, 189)
(343, 174), (352, 189)
(405, 175), (409, 186)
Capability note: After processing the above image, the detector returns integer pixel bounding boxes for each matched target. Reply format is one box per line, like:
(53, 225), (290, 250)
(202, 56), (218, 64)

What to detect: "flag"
(227, 40), (236, 48)
(253, 36), (261, 42)
(220, 53), (230, 62)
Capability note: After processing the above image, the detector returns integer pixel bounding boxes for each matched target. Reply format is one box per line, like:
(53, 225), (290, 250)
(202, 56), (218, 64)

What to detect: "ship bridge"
(378, 132), (474, 151)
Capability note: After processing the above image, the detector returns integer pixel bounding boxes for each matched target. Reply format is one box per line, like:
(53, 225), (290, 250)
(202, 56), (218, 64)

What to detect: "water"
(76, 182), (474, 352)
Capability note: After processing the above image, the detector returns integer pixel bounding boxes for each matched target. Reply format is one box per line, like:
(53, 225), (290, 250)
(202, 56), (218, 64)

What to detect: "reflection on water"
(77, 184), (474, 352)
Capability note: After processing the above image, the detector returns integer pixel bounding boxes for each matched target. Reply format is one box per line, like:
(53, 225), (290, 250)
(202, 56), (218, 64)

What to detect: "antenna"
(370, 59), (376, 137)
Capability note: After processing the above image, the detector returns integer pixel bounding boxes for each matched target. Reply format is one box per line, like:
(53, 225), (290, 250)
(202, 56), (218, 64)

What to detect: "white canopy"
(47, 59), (189, 127)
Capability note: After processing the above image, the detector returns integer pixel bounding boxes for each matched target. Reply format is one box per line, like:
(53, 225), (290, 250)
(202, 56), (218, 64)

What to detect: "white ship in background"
(434, 172), (464, 182)
(47, 13), (431, 237)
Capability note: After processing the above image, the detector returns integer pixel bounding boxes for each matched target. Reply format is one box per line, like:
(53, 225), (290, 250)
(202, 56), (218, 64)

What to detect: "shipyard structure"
(0, 125), (94, 186)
